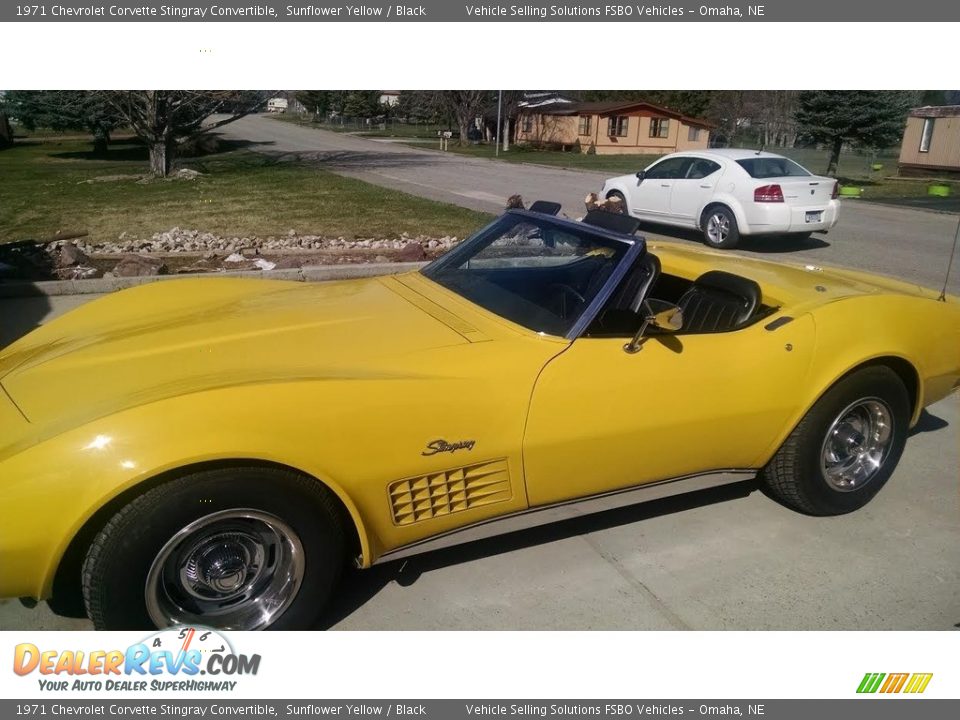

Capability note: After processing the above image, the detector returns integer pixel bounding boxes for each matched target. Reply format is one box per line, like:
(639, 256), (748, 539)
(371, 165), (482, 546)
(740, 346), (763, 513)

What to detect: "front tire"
(701, 205), (740, 249)
(762, 366), (910, 515)
(82, 466), (345, 630)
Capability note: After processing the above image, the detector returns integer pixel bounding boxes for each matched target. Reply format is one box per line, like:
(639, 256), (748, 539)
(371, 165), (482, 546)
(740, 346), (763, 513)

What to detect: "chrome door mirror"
(624, 299), (683, 354)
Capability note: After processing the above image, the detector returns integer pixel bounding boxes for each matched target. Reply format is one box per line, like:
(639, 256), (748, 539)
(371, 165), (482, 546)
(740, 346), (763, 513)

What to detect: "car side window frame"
(645, 156), (694, 180)
(684, 159), (722, 180)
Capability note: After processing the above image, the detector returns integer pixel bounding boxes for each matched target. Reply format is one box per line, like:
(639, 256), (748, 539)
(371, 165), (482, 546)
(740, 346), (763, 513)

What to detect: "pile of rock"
(1, 228), (461, 283)
(54, 243), (101, 280)
(42, 228), (460, 256)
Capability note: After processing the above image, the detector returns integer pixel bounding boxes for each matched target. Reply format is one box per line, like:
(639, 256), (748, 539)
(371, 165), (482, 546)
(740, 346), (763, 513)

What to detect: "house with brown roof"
(515, 100), (713, 155)
(898, 105), (960, 177)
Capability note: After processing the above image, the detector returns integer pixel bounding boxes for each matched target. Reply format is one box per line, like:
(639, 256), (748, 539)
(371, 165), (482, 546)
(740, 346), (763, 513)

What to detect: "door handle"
(660, 184), (671, 188)
(699, 184), (713, 189)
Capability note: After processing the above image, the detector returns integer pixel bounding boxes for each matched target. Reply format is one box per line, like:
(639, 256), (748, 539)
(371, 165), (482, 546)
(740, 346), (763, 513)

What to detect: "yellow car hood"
(0, 275), (470, 425)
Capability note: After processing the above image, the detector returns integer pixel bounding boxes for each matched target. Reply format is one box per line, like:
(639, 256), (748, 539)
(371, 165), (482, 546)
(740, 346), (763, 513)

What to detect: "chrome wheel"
(820, 398), (894, 492)
(706, 212), (730, 245)
(145, 509), (304, 630)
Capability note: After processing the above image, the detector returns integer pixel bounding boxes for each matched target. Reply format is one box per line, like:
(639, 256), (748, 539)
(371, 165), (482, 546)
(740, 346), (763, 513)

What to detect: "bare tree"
(432, 91), (491, 145)
(100, 91), (268, 177)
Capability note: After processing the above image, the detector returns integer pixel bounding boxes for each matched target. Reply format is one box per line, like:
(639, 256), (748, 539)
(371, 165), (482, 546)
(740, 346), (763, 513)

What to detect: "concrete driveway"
(1, 119), (957, 631)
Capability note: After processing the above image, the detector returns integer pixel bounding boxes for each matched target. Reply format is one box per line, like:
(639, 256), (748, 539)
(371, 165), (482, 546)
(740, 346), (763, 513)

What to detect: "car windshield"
(736, 157), (812, 178)
(421, 213), (633, 337)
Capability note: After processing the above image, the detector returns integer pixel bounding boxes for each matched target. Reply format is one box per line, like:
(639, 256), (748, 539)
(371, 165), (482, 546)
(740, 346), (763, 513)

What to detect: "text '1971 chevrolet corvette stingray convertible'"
(1, 206), (958, 630)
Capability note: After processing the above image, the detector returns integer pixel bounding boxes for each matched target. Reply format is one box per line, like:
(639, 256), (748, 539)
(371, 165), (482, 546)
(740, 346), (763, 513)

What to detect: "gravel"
(47, 227), (461, 256)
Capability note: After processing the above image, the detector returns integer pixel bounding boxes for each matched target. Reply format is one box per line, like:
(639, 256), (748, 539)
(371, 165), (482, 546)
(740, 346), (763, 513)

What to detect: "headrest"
(693, 270), (761, 308)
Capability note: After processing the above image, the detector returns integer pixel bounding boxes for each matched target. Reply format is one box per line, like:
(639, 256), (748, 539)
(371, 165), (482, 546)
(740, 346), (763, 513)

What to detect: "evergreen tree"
(3, 91), (120, 155)
(295, 91), (333, 120)
(794, 90), (916, 175)
(342, 91), (383, 119)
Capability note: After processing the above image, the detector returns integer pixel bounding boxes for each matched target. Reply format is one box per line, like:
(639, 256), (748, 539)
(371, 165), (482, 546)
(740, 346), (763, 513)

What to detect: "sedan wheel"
(702, 206), (740, 249)
(83, 467), (345, 630)
(762, 366), (909, 515)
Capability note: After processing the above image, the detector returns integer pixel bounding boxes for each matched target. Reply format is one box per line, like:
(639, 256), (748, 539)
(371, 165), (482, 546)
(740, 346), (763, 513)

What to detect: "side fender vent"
(389, 459), (511, 526)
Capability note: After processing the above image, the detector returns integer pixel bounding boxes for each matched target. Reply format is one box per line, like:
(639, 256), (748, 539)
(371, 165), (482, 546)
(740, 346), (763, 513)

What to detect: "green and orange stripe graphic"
(857, 672), (933, 694)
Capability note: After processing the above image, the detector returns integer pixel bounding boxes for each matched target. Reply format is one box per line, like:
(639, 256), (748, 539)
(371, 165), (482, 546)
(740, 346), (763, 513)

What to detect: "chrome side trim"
(373, 469), (756, 565)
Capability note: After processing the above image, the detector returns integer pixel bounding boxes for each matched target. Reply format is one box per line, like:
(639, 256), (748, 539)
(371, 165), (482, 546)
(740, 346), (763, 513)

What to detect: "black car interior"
(581, 209), (642, 235)
(528, 200), (563, 216)
(588, 259), (774, 337)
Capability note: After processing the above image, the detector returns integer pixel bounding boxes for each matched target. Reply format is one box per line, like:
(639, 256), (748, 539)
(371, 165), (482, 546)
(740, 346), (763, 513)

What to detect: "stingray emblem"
(422, 439), (477, 456)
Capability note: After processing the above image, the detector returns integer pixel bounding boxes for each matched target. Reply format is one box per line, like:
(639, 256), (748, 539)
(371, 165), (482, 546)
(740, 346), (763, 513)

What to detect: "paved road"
(219, 115), (960, 294)
(1, 120), (958, 631)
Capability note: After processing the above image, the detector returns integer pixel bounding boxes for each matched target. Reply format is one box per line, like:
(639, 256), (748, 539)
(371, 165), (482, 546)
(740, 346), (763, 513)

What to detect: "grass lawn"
(0, 138), (492, 244)
(423, 142), (661, 174)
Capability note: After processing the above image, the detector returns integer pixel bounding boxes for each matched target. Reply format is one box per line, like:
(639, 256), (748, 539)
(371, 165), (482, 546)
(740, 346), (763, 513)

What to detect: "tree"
(395, 91), (490, 142)
(99, 91), (268, 177)
(342, 91), (382, 119)
(3, 90), (120, 155)
(433, 91), (492, 145)
(0, 95), (12, 149)
(295, 91), (332, 120)
(0, 110), (11, 149)
(794, 91), (917, 175)
(396, 91), (447, 125)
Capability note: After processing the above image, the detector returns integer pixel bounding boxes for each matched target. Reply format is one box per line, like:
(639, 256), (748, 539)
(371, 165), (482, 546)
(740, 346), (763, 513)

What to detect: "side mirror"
(635, 170), (646, 184)
(624, 299), (683, 354)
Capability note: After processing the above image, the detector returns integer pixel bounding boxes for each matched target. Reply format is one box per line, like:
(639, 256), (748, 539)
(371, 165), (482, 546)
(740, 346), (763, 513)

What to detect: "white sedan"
(601, 149), (841, 249)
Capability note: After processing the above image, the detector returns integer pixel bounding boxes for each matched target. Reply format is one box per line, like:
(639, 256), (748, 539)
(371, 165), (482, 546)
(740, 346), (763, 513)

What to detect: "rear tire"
(701, 205), (740, 249)
(762, 366), (910, 516)
(82, 466), (345, 630)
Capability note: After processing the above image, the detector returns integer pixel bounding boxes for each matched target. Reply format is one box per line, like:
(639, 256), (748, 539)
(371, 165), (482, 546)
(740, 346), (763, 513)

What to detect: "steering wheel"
(548, 283), (587, 319)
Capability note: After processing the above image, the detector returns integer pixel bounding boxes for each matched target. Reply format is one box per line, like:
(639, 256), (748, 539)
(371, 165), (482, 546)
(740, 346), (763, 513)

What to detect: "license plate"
(805, 211), (823, 223)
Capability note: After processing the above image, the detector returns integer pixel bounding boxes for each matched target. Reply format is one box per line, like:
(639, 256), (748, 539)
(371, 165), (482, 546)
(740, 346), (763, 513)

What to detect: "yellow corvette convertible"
(1, 206), (958, 630)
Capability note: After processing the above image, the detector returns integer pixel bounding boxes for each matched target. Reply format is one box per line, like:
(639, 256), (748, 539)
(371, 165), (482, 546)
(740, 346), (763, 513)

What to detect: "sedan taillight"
(831, 180), (839, 199)
(754, 184), (785, 203)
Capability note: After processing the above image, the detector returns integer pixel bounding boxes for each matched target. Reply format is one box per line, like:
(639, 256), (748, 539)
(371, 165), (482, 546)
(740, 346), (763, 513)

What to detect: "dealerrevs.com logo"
(13, 627), (260, 692)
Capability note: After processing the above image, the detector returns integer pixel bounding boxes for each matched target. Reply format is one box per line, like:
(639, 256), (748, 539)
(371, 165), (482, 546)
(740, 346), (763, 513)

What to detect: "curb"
(0, 261), (428, 299)
(857, 199), (960, 217)
(395, 140), (611, 180)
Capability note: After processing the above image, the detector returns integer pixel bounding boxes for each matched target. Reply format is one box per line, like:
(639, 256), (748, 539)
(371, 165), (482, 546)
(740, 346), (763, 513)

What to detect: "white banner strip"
(2, 630), (955, 699)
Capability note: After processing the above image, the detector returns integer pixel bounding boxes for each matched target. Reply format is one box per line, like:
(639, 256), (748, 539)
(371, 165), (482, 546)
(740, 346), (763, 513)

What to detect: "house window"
(578, 115), (592, 136)
(521, 115), (533, 133)
(688, 126), (701, 142)
(607, 116), (628, 137)
(919, 118), (935, 153)
(650, 118), (670, 138)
